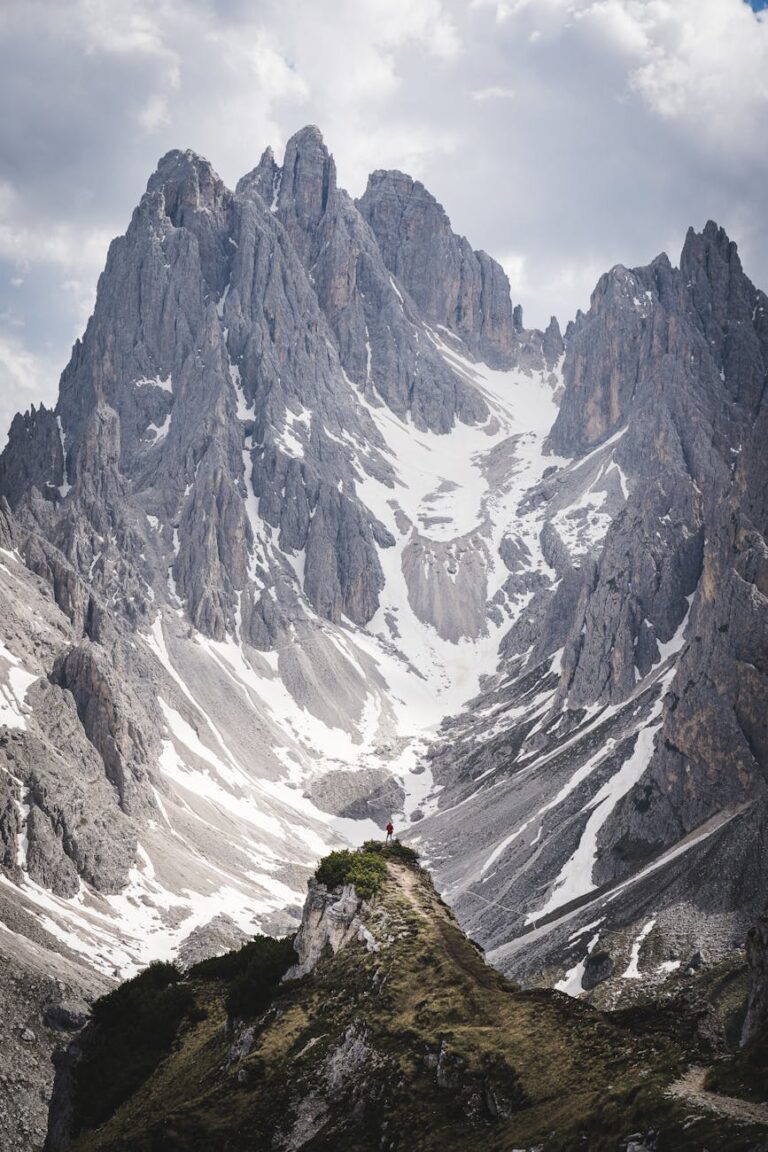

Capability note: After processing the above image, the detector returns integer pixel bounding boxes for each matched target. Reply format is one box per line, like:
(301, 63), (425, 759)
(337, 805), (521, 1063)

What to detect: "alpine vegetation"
(45, 851), (768, 1150)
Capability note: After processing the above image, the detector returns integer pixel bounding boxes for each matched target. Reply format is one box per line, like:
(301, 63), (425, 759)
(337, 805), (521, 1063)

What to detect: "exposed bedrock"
(401, 530), (490, 642)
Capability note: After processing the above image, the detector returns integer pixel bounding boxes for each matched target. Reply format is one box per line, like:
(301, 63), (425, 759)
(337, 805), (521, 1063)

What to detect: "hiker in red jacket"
(385, 821), (394, 843)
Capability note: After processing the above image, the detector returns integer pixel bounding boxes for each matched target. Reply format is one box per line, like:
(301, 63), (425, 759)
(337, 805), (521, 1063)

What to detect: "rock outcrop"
(743, 917), (768, 1046)
(285, 879), (377, 979)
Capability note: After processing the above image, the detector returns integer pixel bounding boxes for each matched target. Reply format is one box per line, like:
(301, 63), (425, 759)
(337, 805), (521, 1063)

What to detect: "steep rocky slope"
(0, 125), (767, 1149)
(415, 223), (768, 1002)
(45, 851), (768, 1151)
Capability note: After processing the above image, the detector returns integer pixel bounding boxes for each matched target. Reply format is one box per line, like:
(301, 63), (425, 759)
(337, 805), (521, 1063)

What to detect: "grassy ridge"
(63, 854), (767, 1152)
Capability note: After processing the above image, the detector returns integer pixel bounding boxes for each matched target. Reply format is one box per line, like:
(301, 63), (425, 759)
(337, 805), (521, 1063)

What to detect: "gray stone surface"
(358, 168), (517, 369)
(743, 917), (768, 1046)
(417, 221), (768, 998)
(176, 914), (250, 969)
(285, 880), (374, 980)
(305, 767), (404, 825)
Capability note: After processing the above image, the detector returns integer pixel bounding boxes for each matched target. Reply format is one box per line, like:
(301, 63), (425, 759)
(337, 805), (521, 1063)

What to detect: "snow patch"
(622, 918), (656, 979)
(555, 931), (600, 997)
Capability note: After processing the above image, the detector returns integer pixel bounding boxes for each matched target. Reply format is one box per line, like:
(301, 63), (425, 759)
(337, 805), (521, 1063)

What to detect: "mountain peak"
(361, 168), (452, 234)
(148, 147), (218, 187)
(236, 145), (281, 205)
(278, 123), (337, 233)
(359, 167), (520, 367)
(681, 218), (741, 273)
(285, 123), (327, 151)
(146, 147), (228, 222)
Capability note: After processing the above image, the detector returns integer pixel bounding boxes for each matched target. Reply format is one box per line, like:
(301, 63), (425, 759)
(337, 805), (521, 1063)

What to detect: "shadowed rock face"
(743, 918), (768, 1046)
(0, 406), (64, 509)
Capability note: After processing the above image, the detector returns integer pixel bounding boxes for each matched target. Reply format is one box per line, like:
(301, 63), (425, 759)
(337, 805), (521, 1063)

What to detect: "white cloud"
(500, 252), (528, 296)
(0, 333), (58, 445)
(0, 217), (112, 276)
(0, 0), (766, 419)
(627, 0), (768, 152)
(470, 85), (515, 101)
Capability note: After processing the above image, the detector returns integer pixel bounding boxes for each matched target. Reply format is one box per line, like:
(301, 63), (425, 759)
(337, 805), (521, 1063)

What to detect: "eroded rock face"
(305, 768), (404, 824)
(402, 531), (490, 642)
(419, 220), (768, 994)
(0, 681), (137, 897)
(177, 915), (250, 970)
(0, 407), (64, 509)
(51, 644), (156, 813)
(271, 128), (489, 433)
(285, 880), (379, 980)
(743, 918), (768, 1046)
(1, 133), (399, 641)
(0, 126), (555, 674)
(358, 169), (517, 369)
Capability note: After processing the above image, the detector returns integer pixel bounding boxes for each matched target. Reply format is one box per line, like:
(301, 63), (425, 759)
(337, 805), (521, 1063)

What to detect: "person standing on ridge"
(385, 821), (394, 843)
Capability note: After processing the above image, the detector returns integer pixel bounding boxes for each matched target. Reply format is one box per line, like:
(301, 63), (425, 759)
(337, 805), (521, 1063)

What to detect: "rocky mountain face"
(417, 222), (768, 1002)
(0, 125), (766, 1148)
(744, 917), (768, 1046)
(44, 851), (768, 1151)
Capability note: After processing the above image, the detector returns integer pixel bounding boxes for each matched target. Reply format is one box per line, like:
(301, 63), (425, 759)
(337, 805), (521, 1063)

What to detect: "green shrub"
(315, 848), (388, 900)
(187, 935), (292, 984)
(362, 839), (420, 866)
(72, 961), (195, 1134)
(314, 849), (356, 890)
(223, 935), (297, 1020)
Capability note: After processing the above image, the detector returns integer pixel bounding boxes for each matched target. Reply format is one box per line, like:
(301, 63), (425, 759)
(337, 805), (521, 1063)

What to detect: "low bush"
(315, 849), (388, 900)
(72, 961), (195, 1134)
(223, 935), (297, 1020)
(188, 935), (293, 985)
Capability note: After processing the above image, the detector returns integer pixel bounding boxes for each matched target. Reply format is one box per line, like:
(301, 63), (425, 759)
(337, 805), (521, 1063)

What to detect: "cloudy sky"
(1, 0), (767, 441)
